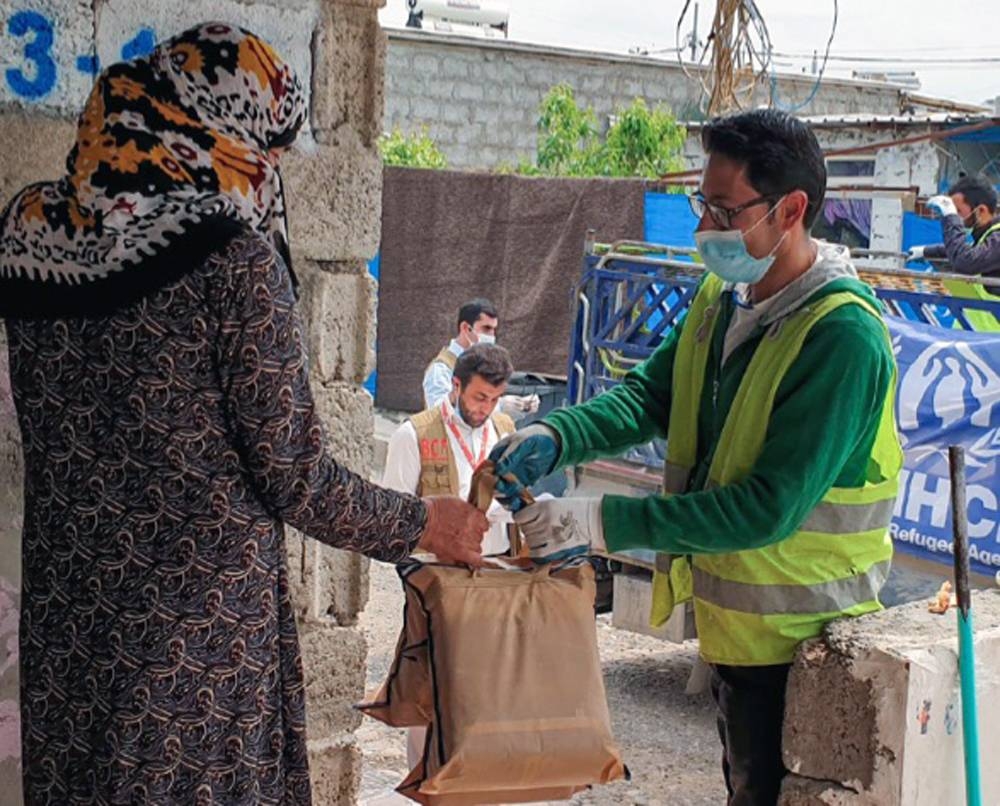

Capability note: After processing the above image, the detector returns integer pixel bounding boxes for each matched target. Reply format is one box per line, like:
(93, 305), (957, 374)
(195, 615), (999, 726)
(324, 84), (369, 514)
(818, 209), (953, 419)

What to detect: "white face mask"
(475, 332), (496, 345)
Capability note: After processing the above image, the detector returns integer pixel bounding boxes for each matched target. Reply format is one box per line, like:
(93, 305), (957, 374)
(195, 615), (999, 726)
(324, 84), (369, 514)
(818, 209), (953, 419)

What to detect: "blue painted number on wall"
(6, 10), (57, 99)
(121, 28), (156, 61)
(4, 9), (158, 101)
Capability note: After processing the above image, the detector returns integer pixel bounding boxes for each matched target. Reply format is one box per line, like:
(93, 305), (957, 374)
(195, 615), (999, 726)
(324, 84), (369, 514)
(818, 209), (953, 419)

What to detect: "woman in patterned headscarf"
(0, 23), (487, 804)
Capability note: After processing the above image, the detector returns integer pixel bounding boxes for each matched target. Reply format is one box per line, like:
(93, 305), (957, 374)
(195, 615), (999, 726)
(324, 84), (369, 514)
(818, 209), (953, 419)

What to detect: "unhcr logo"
(896, 337), (1000, 468)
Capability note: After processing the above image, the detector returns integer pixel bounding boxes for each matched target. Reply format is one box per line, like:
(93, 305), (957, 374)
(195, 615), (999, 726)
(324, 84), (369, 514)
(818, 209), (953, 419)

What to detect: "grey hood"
(723, 240), (859, 364)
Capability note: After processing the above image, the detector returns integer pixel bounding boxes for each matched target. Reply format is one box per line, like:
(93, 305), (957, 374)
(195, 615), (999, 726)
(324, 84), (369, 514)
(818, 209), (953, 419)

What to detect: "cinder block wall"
(0, 1), (386, 803)
(780, 591), (1000, 805)
(384, 29), (910, 171)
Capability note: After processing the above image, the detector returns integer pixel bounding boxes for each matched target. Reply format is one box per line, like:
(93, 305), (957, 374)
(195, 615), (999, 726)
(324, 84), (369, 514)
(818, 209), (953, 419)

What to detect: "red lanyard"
(442, 402), (489, 469)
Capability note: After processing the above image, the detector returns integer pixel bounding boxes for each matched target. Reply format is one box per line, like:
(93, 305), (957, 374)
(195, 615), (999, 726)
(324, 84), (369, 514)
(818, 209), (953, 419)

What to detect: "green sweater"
(545, 276), (895, 556)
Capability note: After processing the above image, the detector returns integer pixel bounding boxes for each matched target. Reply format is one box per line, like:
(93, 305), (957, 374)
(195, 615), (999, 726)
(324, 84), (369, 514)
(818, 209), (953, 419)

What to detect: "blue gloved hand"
(488, 423), (560, 511)
(926, 195), (958, 219)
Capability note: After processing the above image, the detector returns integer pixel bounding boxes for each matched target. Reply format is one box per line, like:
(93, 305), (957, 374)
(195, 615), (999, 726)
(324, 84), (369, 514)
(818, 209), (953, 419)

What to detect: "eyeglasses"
(688, 192), (775, 230)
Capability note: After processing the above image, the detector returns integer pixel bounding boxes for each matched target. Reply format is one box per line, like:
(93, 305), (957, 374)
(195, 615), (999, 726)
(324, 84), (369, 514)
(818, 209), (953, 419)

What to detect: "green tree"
(526, 86), (686, 179)
(603, 98), (686, 177)
(378, 128), (448, 169)
(533, 84), (601, 177)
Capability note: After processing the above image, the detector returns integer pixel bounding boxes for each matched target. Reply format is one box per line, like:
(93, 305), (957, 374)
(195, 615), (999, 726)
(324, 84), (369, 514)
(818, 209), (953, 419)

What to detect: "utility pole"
(690, 3), (699, 62)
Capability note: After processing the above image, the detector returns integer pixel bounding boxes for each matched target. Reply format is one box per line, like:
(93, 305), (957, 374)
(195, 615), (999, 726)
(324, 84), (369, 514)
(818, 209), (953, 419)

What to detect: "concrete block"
(286, 527), (370, 626)
(0, 114), (75, 224)
(411, 53), (439, 74)
(453, 82), (484, 102)
(779, 775), (869, 806)
(298, 619), (367, 739)
(440, 103), (470, 125)
(307, 734), (362, 806)
(312, 1), (385, 148)
(94, 0), (319, 129)
(0, 0), (95, 116)
(313, 381), (374, 478)
(782, 591), (1000, 805)
(611, 571), (695, 644)
(297, 261), (376, 385)
(472, 103), (500, 125)
(282, 136), (382, 262)
(410, 97), (440, 122)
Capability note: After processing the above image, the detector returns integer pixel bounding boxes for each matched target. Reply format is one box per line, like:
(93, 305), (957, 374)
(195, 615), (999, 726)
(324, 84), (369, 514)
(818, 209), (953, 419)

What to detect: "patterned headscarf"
(0, 22), (307, 318)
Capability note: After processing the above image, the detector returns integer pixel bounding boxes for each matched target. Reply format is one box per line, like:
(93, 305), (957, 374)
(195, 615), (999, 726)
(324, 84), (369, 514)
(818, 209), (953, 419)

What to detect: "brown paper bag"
(397, 722), (587, 804)
(393, 560), (626, 802)
(357, 462), (515, 725)
(356, 564), (434, 727)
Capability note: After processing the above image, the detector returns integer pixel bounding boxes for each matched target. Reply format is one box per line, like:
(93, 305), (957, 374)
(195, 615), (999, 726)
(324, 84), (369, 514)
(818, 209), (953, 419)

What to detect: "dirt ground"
(356, 558), (727, 806)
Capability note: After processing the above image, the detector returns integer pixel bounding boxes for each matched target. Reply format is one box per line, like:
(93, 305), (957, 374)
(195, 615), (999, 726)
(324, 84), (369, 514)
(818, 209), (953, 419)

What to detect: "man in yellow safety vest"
(491, 109), (902, 805)
(908, 175), (1000, 331)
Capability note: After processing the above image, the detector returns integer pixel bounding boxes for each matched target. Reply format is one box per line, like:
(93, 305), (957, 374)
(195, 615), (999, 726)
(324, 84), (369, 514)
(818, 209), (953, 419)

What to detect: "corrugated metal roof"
(799, 113), (993, 127)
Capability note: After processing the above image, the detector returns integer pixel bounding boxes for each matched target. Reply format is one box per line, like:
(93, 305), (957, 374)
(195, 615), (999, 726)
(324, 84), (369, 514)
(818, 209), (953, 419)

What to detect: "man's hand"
(906, 245), (926, 262)
(513, 497), (605, 563)
(417, 497), (489, 566)
(499, 394), (541, 415)
(926, 195), (958, 219)
(488, 423), (561, 510)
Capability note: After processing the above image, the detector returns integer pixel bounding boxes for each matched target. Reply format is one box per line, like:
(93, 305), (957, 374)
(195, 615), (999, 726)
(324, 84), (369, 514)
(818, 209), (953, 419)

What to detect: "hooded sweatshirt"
(544, 240), (896, 556)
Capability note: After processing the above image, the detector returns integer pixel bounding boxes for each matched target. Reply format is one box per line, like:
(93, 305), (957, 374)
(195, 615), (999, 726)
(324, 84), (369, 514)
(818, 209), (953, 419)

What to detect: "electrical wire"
(674, 0), (840, 116)
(768, 0), (838, 113)
(676, 0), (778, 116)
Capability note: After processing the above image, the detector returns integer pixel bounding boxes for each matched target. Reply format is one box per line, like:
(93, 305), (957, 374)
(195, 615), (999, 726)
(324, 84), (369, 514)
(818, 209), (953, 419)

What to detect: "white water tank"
(407, 0), (509, 36)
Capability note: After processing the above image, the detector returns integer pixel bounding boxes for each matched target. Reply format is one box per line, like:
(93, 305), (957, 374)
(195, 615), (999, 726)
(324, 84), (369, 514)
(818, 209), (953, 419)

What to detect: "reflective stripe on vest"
(691, 560), (891, 616)
(651, 273), (902, 665)
(648, 290), (722, 627)
(799, 496), (897, 534)
(941, 220), (1000, 332)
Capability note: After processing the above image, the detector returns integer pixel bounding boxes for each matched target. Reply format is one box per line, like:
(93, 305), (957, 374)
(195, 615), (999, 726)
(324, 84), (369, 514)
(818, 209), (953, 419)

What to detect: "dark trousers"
(710, 662), (792, 806)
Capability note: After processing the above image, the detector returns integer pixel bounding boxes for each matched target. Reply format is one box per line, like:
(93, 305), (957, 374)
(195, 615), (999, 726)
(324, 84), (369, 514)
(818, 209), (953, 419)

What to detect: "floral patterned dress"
(5, 232), (425, 804)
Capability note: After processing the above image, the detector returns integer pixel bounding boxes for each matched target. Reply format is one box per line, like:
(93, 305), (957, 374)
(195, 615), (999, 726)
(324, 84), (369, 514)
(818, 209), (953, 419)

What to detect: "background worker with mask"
(907, 175), (1000, 331)
(490, 109), (902, 806)
(423, 297), (540, 415)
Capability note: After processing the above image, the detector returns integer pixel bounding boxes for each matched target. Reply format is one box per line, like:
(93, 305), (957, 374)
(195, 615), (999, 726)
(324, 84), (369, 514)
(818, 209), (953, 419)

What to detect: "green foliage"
(378, 128), (448, 169)
(603, 98), (686, 177)
(533, 84), (601, 177)
(525, 85), (686, 179)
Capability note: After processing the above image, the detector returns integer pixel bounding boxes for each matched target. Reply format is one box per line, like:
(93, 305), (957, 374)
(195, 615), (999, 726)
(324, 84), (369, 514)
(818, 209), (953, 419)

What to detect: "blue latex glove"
(926, 195), (958, 219)
(488, 423), (560, 511)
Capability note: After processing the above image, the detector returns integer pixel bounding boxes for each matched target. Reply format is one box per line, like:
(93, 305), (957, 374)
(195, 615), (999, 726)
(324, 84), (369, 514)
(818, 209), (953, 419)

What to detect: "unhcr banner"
(889, 317), (1000, 579)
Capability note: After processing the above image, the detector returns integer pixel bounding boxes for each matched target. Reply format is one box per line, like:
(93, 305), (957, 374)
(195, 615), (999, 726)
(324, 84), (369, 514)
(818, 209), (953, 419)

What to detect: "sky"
(379, 0), (1000, 108)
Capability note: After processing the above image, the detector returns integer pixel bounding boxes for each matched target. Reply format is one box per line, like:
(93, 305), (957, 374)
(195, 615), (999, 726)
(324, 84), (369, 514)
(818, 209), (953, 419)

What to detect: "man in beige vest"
(422, 298), (539, 416)
(387, 343), (517, 556)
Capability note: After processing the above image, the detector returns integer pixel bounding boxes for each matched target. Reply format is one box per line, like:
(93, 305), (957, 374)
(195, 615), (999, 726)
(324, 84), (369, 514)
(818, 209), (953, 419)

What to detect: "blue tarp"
(889, 317), (1000, 578)
(364, 254), (380, 397)
(901, 211), (943, 251)
(644, 192), (697, 247)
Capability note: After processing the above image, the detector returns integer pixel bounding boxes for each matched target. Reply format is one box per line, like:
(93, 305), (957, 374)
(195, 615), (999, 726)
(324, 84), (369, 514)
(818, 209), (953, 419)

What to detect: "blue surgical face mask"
(694, 199), (788, 284)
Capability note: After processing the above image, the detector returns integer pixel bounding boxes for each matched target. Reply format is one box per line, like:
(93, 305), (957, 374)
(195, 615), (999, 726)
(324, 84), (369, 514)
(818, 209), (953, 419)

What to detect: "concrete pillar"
(779, 591), (1000, 805)
(0, 0), (386, 802)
